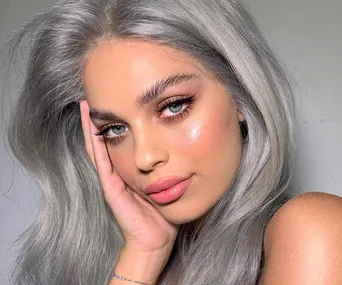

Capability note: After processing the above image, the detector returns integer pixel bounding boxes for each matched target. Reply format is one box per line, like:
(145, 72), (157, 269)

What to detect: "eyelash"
(95, 93), (196, 144)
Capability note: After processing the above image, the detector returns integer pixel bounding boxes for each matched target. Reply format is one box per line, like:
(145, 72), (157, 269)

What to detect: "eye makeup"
(94, 93), (196, 144)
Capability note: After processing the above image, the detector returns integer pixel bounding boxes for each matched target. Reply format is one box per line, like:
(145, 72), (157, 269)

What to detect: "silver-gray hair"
(5, 0), (298, 284)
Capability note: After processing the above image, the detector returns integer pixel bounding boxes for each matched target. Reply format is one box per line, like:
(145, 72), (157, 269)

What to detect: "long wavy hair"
(5, 0), (298, 284)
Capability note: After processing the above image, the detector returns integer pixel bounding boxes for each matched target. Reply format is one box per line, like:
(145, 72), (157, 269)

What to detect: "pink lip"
(147, 175), (193, 204)
(144, 176), (191, 194)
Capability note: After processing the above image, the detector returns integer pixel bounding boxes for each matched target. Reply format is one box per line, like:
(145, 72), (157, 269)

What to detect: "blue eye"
(95, 94), (196, 144)
(162, 101), (187, 116)
(106, 125), (127, 137)
(95, 124), (128, 141)
(168, 102), (183, 113)
(157, 94), (196, 122)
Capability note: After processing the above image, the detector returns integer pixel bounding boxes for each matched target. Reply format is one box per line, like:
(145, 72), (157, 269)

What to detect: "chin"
(162, 207), (208, 225)
(167, 217), (195, 225)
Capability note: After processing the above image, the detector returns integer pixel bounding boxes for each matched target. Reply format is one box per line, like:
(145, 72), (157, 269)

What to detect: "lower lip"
(148, 176), (193, 204)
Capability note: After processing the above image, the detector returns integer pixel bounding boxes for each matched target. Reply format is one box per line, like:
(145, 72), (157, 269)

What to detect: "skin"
(81, 39), (245, 283)
(80, 39), (342, 284)
(83, 39), (244, 225)
(259, 192), (342, 285)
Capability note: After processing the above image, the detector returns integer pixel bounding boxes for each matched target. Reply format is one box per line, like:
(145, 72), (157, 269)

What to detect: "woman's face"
(83, 39), (244, 224)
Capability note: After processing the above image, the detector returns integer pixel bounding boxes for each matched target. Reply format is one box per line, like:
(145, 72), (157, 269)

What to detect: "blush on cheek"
(177, 116), (228, 155)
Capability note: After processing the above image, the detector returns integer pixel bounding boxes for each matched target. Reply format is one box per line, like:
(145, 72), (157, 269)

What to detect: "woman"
(5, 0), (342, 284)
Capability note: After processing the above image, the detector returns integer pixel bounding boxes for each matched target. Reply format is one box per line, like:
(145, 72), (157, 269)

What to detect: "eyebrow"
(89, 72), (199, 122)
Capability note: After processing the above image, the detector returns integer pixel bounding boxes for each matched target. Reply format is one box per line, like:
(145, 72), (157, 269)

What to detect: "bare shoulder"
(264, 191), (342, 244)
(259, 191), (342, 285)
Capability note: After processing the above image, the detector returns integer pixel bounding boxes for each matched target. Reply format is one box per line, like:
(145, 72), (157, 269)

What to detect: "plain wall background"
(0, 0), (341, 284)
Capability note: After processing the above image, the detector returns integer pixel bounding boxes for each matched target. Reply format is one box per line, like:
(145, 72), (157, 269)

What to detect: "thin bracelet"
(112, 272), (155, 285)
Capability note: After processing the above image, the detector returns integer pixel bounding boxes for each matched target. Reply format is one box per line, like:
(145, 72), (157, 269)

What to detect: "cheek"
(107, 151), (135, 184)
(175, 114), (231, 157)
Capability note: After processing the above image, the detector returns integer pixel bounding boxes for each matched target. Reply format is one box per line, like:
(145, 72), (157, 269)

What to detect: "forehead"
(84, 39), (207, 74)
(82, 39), (211, 103)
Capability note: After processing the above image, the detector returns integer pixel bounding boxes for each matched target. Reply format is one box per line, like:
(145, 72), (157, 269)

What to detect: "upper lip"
(144, 176), (191, 194)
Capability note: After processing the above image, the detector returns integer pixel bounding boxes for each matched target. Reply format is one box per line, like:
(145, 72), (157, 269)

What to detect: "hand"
(80, 100), (179, 257)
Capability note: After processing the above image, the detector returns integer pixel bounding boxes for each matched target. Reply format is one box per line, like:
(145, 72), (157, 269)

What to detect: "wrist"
(114, 246), (170, 284)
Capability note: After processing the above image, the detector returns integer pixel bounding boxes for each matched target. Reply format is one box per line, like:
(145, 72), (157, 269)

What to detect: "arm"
(259, 192), (342, 285)
(109, 247), (170, 285)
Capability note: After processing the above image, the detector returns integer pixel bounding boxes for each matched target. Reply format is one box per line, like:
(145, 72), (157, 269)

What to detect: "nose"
(134, 126), (169, 172)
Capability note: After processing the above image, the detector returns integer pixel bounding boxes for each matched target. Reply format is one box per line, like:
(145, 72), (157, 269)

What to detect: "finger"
(126, 185), (156, 210)
(88, 116), (126, 195)
(79, 100), (96, 167)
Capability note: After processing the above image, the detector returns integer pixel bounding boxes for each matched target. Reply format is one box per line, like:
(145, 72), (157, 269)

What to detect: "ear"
(237, 110), (245, 122)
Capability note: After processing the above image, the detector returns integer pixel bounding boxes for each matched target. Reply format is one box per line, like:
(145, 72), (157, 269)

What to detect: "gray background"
(0, 0), (341, 284)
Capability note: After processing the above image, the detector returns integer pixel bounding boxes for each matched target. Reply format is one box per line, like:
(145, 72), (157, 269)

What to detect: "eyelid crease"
(94, 123), (126, 137)
(95, 94), (196, 142)
(90, 93), (194, 124)
(136, 72), (199, 108)
(155, 93), (196, 112)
